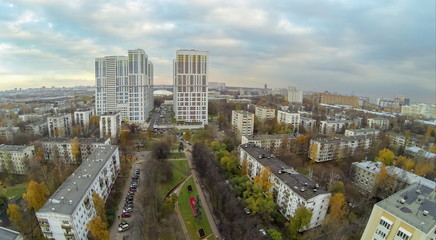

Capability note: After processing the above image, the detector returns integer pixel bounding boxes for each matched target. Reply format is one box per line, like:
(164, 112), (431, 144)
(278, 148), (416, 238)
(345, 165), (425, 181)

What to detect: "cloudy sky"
(0, 0), (434, 103)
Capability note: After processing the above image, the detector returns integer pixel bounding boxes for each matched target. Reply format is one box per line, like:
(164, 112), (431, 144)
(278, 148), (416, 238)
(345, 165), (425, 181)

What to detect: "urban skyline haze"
(0, 0), (434, 104)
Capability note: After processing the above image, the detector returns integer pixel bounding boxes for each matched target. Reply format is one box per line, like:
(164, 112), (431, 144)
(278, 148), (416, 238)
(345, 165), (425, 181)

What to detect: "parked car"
(123, 207), (132, 213)
(118, 223), (130, 232)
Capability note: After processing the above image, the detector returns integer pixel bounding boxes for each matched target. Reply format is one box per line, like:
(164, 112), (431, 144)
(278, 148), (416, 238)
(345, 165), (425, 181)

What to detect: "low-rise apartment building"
(36, 145), (120, 240)
(300, 117), (316, 132)
(99, 112), (121, 138)
(319, 120), (353, 135)
(405, 147), (436, 160)
(389, 134), (418, 148)
(74, 109), (93, 131)
(309, 136), (372, 162)
(241, 133), (299, 155)
(277, 110), (300, 132)
(0, 127), (20, 142)
(239, 144), (330, 230)
(344, 128), (380, 138)
(47, 113), (73, 138)
(361, 183), (436, 240)
(0, 144), (34, 175)
(25, 121), (48, 136)
(41, 138), (110, 164)
(255, 106), (276, 121)
(231, 110), (254, 137)
(367, 118), (389, 130)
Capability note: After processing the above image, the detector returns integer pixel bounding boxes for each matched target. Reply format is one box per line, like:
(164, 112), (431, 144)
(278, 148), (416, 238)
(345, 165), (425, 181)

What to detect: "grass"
(178, 178), (213, 240)
(168, 152), (186, 159)
(158, 160), (190, 199)
(1, 183), (26, 202)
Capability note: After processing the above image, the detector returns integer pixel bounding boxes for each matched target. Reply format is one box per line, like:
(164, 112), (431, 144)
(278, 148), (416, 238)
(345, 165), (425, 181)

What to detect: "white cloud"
(16, 10), (39, 24)
(277, 19), (312, 34)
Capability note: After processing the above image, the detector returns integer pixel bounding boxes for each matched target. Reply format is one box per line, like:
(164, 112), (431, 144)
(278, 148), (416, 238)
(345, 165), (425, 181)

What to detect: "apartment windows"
(395, 228), (411, 240)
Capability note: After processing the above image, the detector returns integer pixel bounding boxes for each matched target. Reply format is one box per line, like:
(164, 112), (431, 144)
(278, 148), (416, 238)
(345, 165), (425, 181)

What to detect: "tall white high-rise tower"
(173, 50), (208, 125)
(95, 49), (153, 123)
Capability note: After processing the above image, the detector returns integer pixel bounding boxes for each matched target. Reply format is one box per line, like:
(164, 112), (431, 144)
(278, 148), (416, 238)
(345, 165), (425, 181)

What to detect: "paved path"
(110, 151), (150, 240)
(184, 146), (221, 240)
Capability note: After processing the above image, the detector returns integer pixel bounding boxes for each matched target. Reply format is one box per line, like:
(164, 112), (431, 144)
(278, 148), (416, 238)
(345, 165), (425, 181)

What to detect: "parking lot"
(110, 151), (150, 240)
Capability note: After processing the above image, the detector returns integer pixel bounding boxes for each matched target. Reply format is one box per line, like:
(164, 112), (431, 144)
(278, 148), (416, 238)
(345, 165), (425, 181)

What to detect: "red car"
(121, 212), (131, 218)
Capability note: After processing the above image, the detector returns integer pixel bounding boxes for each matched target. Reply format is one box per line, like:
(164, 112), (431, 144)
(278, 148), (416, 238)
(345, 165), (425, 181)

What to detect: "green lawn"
(168, 152), (186, 159)
(1, 183), (26, 202)
(158, 160), (190, 200)
(178, 178), (213, 240)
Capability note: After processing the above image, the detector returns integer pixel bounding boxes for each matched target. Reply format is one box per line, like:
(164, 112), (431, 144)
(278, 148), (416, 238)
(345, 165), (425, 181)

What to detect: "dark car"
(121, 212), (131, 218)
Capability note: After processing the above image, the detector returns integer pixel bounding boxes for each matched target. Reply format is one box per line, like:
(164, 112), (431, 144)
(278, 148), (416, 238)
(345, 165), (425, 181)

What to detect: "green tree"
(375, 148), (396, 166)
(267, 229), (283, 240)
(288, 206), (313, 239)
(328, 181), (345, 194)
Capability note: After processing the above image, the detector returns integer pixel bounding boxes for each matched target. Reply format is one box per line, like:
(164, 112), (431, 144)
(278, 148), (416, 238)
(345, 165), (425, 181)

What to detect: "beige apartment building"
(312, 92), (359, 107)
(255, 106), (276, 121)
(232, 110), (254, 137)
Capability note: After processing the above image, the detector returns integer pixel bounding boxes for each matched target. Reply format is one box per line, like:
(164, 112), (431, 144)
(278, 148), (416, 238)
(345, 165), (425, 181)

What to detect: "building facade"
(309, 136), (372, 162)
(401, 103), (436, 119)
(277, 111), (300, 133)
(300, 117), (316, 132)
(0, 127), (20, 142)
(344, 128), (380, 138)
(367, 118), (389, 130)
(36, 145), (120, 240)
(74, 109), (93, 131)
(0, 145), (34, 175)
(41, 138), (110, 164)
(232, 110), (254, 137)
(287, 85), (303, 104)
(255, 106), (276, 121)
(47, 114), (73, 138)
(173, 50), (209, 125)
(241, 133), (299, 155)
(319, 120), (353, 135)
(312, 92), (359, 107)
(95, 49), (154, 123)
(25, 121), (48, 136)
(239, 144), (330, 230)
(361, 183), (436, 240)
(99, 112), (121, 138)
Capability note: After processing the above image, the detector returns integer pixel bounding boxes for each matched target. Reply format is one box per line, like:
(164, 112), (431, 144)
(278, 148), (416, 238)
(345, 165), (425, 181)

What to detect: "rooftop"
(38, 145), (117, 215)
(47, 113), (71, 118)
(0, 144), (32, 152)
(320, 119), (353, 123)
(345, 128), (379, 133)
(377, 183), (436, 234)
(101, 112), (120, 116)
(313, 135), (368, 144)
(0, 227), (22, 240)
(353, 161), (383, 174)
(42, 137), (109, 144)
(233, 110), (253, 115)
(240, 144), (328, 200)
(243, 133), (299, 141)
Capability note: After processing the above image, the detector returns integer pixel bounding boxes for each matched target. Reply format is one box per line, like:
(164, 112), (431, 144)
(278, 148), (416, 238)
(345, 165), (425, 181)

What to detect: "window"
(395, 228), (411, 240)
(379, 218), (391, 230)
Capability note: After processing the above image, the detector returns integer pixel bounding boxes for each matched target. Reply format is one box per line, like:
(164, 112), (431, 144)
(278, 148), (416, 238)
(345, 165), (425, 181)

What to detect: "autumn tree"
(87, 216), (109, 240)
(278, 134), (290, 156)
(92, 192), (107, 224)
(295, 135), (310, 155)
(254, 167), (274, 192)
(241, 157), (248, 176)
(375, 148), (396, 166)
(395, 156), (415, 171)
(267, 229), (283, 240)
(183, 130), (192, 142)
(327, 193), (348, 221)
(328, 181), (345, 194)
(23, 180), (50, 211)
(372, 166), (403, 199)
(220, 155), (239, 175)
(309, 143), (319, 161)
(7, 204), (23, 228)
(70, 138), (81, 163)
(414, 161), (433, 176)
(288, 206), (312, 239)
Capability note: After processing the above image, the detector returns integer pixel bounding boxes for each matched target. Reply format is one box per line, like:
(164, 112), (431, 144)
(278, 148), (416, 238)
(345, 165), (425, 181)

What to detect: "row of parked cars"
(118, 168), (140, 233)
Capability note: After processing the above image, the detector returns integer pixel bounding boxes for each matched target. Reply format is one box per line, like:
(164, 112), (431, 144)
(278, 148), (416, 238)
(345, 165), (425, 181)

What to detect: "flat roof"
(38, 145), (117, 216)
(353, 161), (382, 174)
(346, 128), (379, 133)
(313, 135), (368, 144)
(377, 183), (436, 234)
(243, 133), (299, 141)
(0, 227), (21, 240)
(240, 144), (328, 200)
(0, 144), (31, 152)
(42, 138), (109, 144)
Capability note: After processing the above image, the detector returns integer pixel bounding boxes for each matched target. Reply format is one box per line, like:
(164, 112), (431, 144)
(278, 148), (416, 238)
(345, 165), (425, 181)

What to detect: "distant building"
(36, 145), (120, 240)
(389, 133), (418, 148)
(300, 117), (316, 132)
(0, 127), (20, 142)
(99, 112), (121, 138)
(344, 128), (380, 138)
(367, 118), (389, 130)
(255, 106), (276, 121)
(74, 108), (93, 131)
(287, 86), (303, 104)
(401, 103), (436, 119)
(232, 110), (254, 136)
(277, 110), (300, 133)
(309, 136), (372, 162)
(405, 147), (436, 159)
(0, 227), (24, 240)
(319, 120), (353, 135)
(312, 92), (359, 107)
(25, 121), (48, 136)
(18, 113), (46, 123)
(0, 144), (34, 175)
(95, 49), (154, 123)
(47, 113), (73, 138)
(241, 133), (299, 155)
(361, 183), (436, 240)
(208, 82), (225, 91)
(41, 138), (110, 164)
(239, 144), (330, 229)
(173, 49), (209, 126)
(352, 160), (436, 195)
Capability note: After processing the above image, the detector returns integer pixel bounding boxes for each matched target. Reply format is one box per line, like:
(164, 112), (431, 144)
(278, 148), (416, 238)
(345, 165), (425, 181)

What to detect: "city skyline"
(0, 0), (434, 104)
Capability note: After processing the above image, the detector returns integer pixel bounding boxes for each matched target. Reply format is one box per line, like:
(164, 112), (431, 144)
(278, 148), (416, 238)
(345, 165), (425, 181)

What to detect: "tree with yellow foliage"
(414, 161), (433, 176)
(70, 138), (81, 163)
(395, 156), (415, 171)
(254, 167), (274, 192)
(375, 148), (395, 166)
(23, 180), (50, 211)
(92, 192), (107, 224)
(7, 204), (23, 228)
(327, 193), (348, 221)
(309, 143), (319, 160)
(87, 216), (109, 240)
(241, 157), (248, 176)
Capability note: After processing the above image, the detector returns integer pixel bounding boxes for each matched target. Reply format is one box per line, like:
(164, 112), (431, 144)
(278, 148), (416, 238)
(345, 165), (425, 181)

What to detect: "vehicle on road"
(121, 212), (131, 218)
(118, 223), (130, 232)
